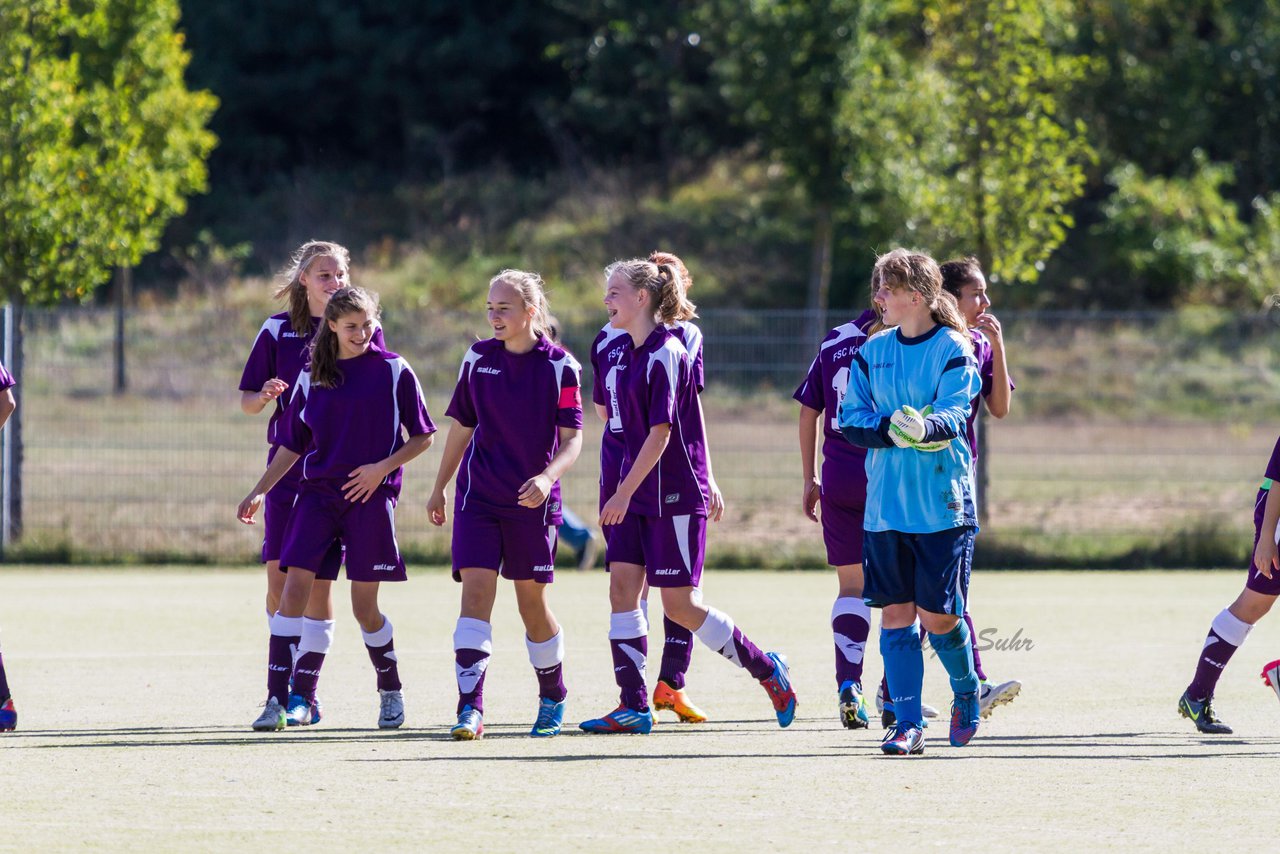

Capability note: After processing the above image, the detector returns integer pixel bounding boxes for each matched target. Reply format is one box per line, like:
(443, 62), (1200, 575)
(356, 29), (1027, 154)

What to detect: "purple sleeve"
(590, 336), (608, 407)
(691, 347), (705, 393)
(557, 362), (585, 430)
(239, 326), (276, 392)
(277, 386), (311, 454)
(977, 333), (1015, 399)
(854, 309), (878, 334)
(1266, 435), (1280, 481)
(397, 364), (436, 437)
(372, 324), (386, 351)
(0, 360), (14, 391)
(792, 354), (824, 410)
(646, 355), (678, 428)
(444, 359), (479, 428)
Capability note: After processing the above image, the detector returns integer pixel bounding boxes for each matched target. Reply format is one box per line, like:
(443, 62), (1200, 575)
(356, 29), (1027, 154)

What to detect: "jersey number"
(830, 366), (850, 431)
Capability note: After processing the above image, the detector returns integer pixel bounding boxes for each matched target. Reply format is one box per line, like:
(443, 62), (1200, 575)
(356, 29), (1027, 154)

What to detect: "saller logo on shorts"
(373, 563), (397, 572)
(664, 493), (680, 504)
(533, 564), (554, 573)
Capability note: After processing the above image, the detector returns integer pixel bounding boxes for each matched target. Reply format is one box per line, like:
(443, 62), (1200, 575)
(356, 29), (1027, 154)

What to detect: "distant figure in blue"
(838, 248), (983, 757)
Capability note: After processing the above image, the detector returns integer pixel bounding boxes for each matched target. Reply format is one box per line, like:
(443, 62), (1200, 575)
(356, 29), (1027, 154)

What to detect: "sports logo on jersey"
(664, 493), (681, 504)
(476, 366), (501, 375)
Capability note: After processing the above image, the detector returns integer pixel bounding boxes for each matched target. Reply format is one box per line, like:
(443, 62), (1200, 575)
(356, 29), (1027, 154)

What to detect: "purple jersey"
(965, 329), (1016, 462)
(854, 308), (879, 336)
(793, 320), (869, 506)
(446, 336), (584, 525)
(614, 326), (709, 518)
(240, 312), (385, 447)
(1254, 435), (1280, 528)
(592, 321), (705, 505)
(0, 359), (14, 391)
(278, 349), (434, 498)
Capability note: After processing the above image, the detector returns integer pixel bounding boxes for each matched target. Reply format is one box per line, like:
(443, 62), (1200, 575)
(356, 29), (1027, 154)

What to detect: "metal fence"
(6, 304), (1278, 567)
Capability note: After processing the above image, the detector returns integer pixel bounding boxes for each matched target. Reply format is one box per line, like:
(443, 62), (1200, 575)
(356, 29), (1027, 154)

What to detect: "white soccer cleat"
(252, 697), (287, 732)
(378, 689), (405, 729)
(1261, 660), (1280, 702)
(978, 679), (1023, 719)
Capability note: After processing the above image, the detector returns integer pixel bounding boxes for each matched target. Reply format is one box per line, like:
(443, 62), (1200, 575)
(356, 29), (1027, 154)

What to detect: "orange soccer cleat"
(653, 680), (708, 723)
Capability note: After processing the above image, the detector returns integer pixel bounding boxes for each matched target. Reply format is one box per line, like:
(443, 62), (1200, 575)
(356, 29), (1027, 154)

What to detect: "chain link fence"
(7, 303), (1278, 567)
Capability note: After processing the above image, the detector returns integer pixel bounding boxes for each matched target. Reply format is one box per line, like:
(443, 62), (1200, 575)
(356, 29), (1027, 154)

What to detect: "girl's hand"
(974, 312), (1004, 348)
(237, 493), (264, 525)
(599, 492), (631, 527)
(343, 463), (387, 503)
(802, 479), (821, 523)
(707, 477), (725, 522)
(517, 474), (553, 508)
(1255, 535), (1279, 579)
(427, 488), (448, 527)
(258, 378), (289, 406)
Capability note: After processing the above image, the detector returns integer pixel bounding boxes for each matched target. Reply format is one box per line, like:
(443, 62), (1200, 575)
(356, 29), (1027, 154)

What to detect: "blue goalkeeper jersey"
(837, 324), (982, 534)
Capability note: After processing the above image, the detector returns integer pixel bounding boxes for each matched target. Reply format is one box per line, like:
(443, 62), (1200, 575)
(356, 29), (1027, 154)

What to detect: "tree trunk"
(805, 201), (835, 348)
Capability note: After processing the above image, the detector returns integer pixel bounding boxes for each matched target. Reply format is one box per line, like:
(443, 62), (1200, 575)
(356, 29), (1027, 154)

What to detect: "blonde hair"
(273, 240), (351, 335)
(874, 248), (971, 352)
(864, 266), (890, 336)
(309, 286), (380, 389)
(607, 258), (697, 325)
(647, 250), (692, 292)
(490, 269), (550, 339)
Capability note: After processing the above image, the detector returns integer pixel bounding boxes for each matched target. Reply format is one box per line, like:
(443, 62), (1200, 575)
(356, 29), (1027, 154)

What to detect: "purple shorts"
(1247, 491), (1280, 595)
(263, 471), (344, 581)
(820, 494), (865, 567)
(452, 510), (557, 583)
(604, 513), (706, 588)
(279, 484), (407, 583)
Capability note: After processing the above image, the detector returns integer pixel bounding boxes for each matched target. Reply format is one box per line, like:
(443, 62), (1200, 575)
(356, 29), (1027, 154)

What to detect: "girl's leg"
(832, 563), (869, 688)
(290, 579), (337, 721)
(352, 581), (404, 729)
(919, 608), (979, 698)
(454, 569), (499, 716)
(608, 563), (648, 712)
(513, 579), (566, 703)
(1186, 588), (1275, 702)
(265, 560), (285, 622)
(879, 601), (924, 728)
(649, 577), (696, 694)
(254, 567), (316, 730)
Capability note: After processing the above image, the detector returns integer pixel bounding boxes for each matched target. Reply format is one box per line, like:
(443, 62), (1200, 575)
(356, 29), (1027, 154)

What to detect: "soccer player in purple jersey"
(239, 241), (387, 727)
(580, 258), (796, 734)
(588, 250), (719, 724)
(0, 361), (17, 731)
(238, 287), (436, 732)
(939, 257), (1022, 719)
(1179, 434), (1280, 734)
(427, 270), (584, 740)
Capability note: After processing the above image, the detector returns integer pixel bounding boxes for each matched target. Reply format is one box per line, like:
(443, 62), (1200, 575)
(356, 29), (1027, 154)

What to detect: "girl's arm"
(594, 403), (610, 423)
(426, 419), (476, 526)
(518, 426), (583, 508)
(343, 432), (436, 504)
(918, 345), (984, 443)
(838, 353), (894, 449)
(599, 424), (671, 526)
(237, 447), (302, 524)
(0, 389), (15, 431)
(977, 315), (1012, 418)
(240, 380), (289, 415)
(1255, 485), (1280, 579)
(798, 404), (821, 522)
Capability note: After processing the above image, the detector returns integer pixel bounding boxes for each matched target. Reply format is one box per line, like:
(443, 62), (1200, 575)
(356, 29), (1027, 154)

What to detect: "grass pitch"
(1, 567), (1277, 851)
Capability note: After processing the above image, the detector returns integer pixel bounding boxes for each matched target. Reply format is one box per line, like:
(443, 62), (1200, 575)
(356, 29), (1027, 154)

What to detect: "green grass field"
(2, 567), (1278, 850)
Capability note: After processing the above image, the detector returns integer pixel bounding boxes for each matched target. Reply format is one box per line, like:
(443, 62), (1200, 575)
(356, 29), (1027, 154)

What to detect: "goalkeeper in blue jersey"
(837, 248), (984, 757)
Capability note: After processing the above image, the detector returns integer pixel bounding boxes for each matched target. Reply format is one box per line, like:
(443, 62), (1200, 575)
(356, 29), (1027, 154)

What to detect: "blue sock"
(880, 625), (924, 726)
(928, 622), (980, 696)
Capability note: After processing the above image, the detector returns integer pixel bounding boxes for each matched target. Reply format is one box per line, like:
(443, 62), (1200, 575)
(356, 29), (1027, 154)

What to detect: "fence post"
(114, 266), (131, 394)
(1, 303), (16, 554)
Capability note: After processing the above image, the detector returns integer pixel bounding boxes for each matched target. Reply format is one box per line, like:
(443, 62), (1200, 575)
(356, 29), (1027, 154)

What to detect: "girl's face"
(954, 273), (992, 325)
(603, 271), (646, 330)
(487, 280), (534, 343)
(328, 309), (375, 359)
(301, 256), (348, 314)
(874, 282), (920, 327)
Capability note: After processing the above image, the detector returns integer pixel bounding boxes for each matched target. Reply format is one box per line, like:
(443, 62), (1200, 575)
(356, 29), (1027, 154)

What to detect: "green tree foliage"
(0, 0), (216, 304)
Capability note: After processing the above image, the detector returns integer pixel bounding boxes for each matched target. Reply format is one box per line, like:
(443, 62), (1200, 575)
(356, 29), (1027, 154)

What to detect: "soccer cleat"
(285, 693), (322, 727)
(950, 690), (980, 747)
(530, 697), (566, 738)
(451, 705), (484, 740)
(252, 696), (287, 732)
(378, 689), (405, 729)
(877, 682), (932, 729)
(1262, 660), (1280, 702)
(653, 680), (708, 723)
(1178, 690), (1233, 734)
(838, 681), (870, 730)
(0, 697), (15, 732)
(880, 723), (925, 756)
(579, 705), (654, 734)
(978, 679), (1022, 719)
(760, 652), (797, 728)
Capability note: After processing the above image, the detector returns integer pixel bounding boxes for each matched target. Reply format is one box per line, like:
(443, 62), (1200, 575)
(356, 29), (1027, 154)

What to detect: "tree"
(0, 0), (216, 538)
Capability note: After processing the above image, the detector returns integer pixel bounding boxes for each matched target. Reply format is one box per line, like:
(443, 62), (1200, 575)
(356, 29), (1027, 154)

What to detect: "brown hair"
(273, 240), (351, 335)
(607, 258), (697, 325)
(309, 286), (380, 389)
(864, 265), (890, 336)
(874, 249), (972, 352)
(489, 269), (550, 339)
(647, 251), (692, 292)
(939, 256), (984, 300)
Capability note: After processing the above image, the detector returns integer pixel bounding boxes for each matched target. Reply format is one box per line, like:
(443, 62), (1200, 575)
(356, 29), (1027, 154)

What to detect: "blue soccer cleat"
(949, 689), (980, 747)
(0, 697), (15, 732)
(579, 705), (654, 734)
(451, 705), (484, 740)
(760, 652), (797, 728)
(881, 722), (925, 756)
(286, 693), (322, 727)
(838, 681), (870, 730)
(530, 697), (566, 738)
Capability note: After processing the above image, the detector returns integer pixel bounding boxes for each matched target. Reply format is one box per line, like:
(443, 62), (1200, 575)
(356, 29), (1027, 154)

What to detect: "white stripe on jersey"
(259, 317), (287, 341)
(669, 320), (703, 364)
